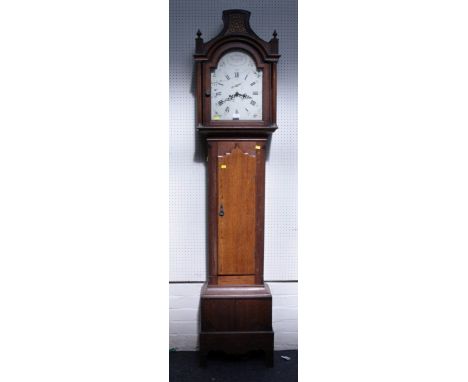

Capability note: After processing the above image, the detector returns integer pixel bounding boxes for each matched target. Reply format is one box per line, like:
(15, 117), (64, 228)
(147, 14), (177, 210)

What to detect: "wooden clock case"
(194, 10), (280, 367)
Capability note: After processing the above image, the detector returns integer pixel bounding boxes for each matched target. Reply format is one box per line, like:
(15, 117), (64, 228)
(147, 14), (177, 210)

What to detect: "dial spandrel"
(211, 51), (263, 121)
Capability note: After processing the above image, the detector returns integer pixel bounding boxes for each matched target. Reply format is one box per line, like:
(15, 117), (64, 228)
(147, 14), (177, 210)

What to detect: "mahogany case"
(195, 9), (280, 367)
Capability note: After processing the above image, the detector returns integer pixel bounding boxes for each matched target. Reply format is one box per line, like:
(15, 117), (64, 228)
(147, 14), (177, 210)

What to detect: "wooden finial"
(195, 29), (204, 53)
(272, 30), (278, 39)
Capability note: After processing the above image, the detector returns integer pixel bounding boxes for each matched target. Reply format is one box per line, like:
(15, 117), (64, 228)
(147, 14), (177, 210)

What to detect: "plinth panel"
(199, 283), (274, 367)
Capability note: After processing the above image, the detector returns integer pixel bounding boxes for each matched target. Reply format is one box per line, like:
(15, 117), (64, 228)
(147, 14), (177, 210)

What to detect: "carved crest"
(194, 9), (280, 60)
(227, 13), (247, 33)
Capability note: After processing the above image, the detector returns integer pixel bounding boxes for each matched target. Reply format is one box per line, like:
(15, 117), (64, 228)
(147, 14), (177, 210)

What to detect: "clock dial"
(211, 51), (263, 121)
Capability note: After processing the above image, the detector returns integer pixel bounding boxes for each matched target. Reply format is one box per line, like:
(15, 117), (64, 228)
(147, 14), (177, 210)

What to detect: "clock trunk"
(207, 139), (265, 286)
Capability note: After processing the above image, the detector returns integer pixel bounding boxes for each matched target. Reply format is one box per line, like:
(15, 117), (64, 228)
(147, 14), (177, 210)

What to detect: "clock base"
(199, 283), (274, 367)
(199, 331), (274, 367)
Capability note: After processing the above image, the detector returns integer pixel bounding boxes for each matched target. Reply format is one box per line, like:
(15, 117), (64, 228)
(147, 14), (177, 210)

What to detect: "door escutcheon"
(218, 204), (224, 217)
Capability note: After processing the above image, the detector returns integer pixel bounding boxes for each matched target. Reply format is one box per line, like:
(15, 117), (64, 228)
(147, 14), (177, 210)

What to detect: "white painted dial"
(211, 51), (263, 121)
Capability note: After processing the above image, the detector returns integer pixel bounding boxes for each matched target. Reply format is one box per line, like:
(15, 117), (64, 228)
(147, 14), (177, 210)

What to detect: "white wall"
(169, 282), (298, 351)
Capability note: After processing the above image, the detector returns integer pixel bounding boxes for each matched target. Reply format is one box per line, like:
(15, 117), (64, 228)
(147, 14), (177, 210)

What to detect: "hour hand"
(222, 93), (236, 103)
(217, 94), (233, 105)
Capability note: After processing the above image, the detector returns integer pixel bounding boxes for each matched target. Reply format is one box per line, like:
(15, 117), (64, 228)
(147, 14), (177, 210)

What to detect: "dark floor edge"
(170, 280), (298, 284)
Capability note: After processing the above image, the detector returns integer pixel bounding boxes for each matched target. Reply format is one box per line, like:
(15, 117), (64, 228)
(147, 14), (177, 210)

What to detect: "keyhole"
(219, 204), (224, 217)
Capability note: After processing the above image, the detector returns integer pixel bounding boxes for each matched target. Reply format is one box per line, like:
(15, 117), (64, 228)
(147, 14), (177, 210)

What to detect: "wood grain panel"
(207, 141), (218, 285)
(235, 299), (272, 331)
(217, 144), (256, 276)
(201, 299), (236, 331)
(218, 275), (256, 285)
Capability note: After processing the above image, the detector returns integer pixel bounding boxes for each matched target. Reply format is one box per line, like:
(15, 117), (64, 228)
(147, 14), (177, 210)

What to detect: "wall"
(169, 0), (298, 350)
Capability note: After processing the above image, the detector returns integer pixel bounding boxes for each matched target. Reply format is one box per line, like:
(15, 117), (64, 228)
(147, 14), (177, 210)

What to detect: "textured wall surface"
(169, 0), (298, 351)
(169, 282), (298, 351)
(169, 0), (298, 282)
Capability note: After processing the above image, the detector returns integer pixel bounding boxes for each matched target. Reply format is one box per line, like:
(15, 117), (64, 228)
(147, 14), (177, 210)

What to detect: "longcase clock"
(194, 9), (280, 367)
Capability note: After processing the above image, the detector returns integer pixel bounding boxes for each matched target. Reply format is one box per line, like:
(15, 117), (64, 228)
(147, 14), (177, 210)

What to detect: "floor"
(169, 350), (298, 382)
